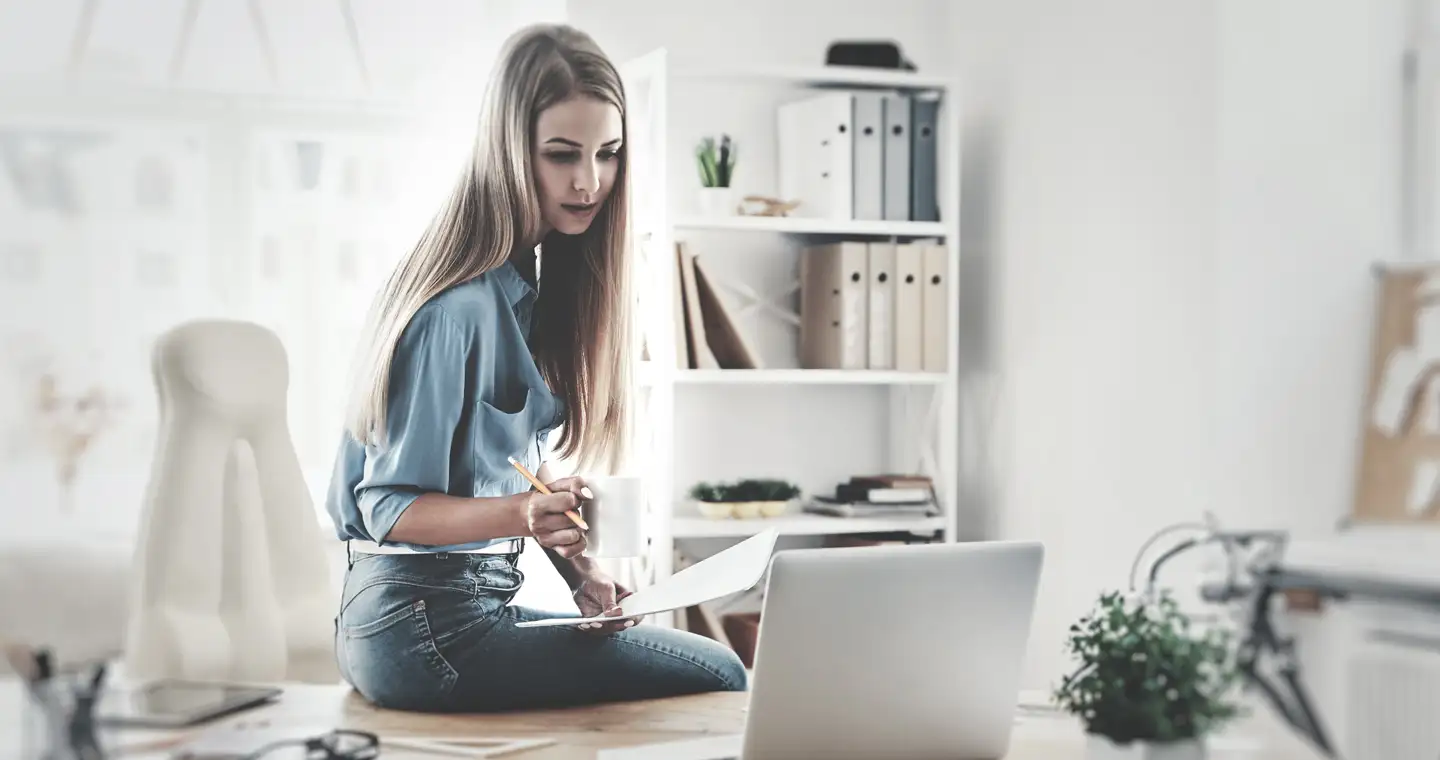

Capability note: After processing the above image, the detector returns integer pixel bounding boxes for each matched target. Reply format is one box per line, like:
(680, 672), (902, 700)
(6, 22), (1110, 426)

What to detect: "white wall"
(0, 1), (565, 541)
(569, 0), (951, 74)
(949, 0), (1408, 695)
(0, 0), (1415, 713)
(571, 0), (1410, 697)
(1212, 0), (1405, 535)
(0, 0), (580, 642)
(1211, 0), (1411, 734)
(948, 0), (1221, 693)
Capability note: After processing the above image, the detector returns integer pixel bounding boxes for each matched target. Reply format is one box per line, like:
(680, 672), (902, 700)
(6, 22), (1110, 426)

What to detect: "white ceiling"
(0, 0), (565, 103)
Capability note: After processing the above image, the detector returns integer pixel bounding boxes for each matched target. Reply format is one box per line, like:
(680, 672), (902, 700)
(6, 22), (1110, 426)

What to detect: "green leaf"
(1051, 589), (1243, 743)
(687, 478), (800, 502)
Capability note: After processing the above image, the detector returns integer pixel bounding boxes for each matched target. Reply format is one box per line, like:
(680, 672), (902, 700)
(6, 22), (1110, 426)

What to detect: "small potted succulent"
(688, 478), (800, 519)
(694, 134), (737, 215)
(1053, 590), (1243, 760)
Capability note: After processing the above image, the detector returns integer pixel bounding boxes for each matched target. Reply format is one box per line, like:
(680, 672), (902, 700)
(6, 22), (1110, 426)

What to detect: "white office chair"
(122, 320), (337, 684)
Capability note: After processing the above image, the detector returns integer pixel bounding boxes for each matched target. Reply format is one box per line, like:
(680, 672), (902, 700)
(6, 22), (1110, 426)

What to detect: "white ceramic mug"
(580, 475), (645, 558)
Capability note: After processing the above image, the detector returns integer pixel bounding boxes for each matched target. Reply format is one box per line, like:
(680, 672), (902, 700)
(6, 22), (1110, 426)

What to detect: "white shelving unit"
(672, 514), (948, 540)
(671, 64), (952, 91)
(618, 50), (961, 626)
(671, 369), (946, 386)
(672, 215), (947, 237)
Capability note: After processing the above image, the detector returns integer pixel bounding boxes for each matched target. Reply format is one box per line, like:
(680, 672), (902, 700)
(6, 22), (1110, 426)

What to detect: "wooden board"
(1354, 264), (1440, 522)
(0, 678), (1320, 760)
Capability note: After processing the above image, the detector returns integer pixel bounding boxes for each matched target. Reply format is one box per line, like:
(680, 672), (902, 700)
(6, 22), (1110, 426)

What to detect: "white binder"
(866, 242), (896, 369)
(778, 93), (854, 220)
(894, 242), (925, 372)
(800, 242), (869, 369)
(882, 94), (912, 221)
(852, 93), (885, 221)
(921, 243), (949, 372)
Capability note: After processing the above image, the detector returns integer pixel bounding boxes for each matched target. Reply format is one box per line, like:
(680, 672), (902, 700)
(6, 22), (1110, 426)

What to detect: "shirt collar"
(495, 258), (538, 307)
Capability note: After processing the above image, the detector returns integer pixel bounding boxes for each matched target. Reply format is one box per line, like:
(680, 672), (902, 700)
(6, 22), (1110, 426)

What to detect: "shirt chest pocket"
(475, 387), (546, 484)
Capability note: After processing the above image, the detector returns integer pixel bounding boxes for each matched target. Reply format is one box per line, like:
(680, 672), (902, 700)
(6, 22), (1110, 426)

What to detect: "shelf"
(667, 369), (945, 386)
(671, 513), (946, 539)
(673, 215), (946, 237)
(673, 64), (949, 92)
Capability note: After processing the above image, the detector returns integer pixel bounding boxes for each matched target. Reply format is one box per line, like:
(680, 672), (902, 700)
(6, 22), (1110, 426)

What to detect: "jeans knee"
(706, 645), (749, 692)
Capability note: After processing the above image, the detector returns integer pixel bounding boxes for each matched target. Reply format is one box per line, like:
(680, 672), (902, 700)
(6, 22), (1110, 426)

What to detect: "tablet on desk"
(96, 680), (282, 728)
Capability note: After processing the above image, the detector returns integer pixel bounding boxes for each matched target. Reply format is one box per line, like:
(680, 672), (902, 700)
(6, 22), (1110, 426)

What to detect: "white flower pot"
(697, 187), (736, 216)
(1086, 735), (1206, 760)
(694, 499), (793, 519)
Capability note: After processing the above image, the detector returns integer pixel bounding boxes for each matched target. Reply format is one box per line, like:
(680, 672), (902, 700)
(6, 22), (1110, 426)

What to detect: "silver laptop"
(611, 539), (1044, 760)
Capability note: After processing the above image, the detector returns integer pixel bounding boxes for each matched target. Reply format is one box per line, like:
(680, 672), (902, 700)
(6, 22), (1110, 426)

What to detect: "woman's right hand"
(522, 478), (590, 558)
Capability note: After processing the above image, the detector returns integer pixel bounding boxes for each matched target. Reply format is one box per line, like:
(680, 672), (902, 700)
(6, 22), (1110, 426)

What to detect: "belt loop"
(345, 539), (354, 570)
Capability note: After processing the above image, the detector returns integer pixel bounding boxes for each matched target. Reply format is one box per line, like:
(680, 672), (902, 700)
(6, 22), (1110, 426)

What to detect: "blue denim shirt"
(324, 260), (564, 551)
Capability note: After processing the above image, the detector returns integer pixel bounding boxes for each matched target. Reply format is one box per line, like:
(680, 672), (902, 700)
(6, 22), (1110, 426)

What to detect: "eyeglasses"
(232, 730), (380, 760)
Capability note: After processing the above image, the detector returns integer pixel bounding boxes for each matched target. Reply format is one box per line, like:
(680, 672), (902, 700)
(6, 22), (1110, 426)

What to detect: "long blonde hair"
(346, 23), (632, 474)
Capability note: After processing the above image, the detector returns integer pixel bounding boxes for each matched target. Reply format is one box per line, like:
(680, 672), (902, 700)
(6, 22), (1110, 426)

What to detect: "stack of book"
(805, 474), (938, 518)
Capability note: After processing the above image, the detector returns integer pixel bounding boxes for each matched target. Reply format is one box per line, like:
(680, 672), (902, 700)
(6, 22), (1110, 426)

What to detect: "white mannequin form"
(123, 320), (337, 684)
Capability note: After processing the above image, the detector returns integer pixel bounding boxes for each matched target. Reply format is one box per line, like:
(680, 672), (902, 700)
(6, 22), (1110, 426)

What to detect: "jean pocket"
(472, 560), (524, 594)
(340, 597), (458, 707)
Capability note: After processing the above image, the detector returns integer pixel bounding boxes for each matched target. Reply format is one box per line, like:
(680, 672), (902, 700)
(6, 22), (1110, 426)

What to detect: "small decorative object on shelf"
(694, 134), (738, 216)
(689, 478), (801, 519)
(737, 195), (801, 217)
(1053, 590), (1243, 760)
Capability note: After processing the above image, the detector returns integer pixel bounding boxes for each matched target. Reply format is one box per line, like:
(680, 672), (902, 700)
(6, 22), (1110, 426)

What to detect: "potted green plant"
(694, 134), (737, 215)
(1053, 590), (1243, 760)
(688, 478), (800, 519)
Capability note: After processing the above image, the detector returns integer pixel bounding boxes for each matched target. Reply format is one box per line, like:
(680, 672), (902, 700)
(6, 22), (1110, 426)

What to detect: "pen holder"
(21, 667), (108, 760)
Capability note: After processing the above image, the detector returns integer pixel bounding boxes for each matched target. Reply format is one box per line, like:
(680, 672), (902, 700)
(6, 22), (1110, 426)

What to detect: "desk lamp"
(1135, 516), (1440, 760)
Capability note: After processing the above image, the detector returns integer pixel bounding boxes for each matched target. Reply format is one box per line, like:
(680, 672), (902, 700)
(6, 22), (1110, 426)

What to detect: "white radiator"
(1275, 528), (1440, 760)
(1342, 614), (1440, 760)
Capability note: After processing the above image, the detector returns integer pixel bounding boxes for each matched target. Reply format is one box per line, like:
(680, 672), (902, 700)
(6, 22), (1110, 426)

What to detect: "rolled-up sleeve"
(354, 305), (467, 544)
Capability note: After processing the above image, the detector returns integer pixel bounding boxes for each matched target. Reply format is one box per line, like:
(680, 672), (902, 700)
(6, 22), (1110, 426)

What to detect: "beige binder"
(677, 242), (718, 369)
(692, 256), (762, 369)
(921, 243), (949, 373)
(894, 242), (925, 372)
(673, 242), (691, 369)
(866, 242), (896, 369)
(800, 242), (869, 369)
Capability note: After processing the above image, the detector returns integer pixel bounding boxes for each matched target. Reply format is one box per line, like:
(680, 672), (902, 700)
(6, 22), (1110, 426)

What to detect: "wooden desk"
(3, 680), (1327, 760)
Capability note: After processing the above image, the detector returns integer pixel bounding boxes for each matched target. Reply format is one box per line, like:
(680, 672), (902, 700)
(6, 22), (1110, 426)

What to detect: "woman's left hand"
(572, 572), (644, 634)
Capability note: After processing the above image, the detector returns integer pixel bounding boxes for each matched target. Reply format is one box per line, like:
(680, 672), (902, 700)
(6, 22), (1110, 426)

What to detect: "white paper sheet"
(1373, 348), (1424, 436)
(1410, 461), (1440, 516)
(515, 528), (779, 628)
(1420, 304), (1440, 358)
(596, 734), (742, 760)
(1425, 377), (1440, 435)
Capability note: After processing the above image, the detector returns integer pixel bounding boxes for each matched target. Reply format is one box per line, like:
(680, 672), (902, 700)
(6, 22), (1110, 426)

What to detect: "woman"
(324, 23), (747, 713)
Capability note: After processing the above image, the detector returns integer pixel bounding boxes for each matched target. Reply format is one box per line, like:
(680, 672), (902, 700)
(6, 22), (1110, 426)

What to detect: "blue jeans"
(334, 545), (748, 712)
